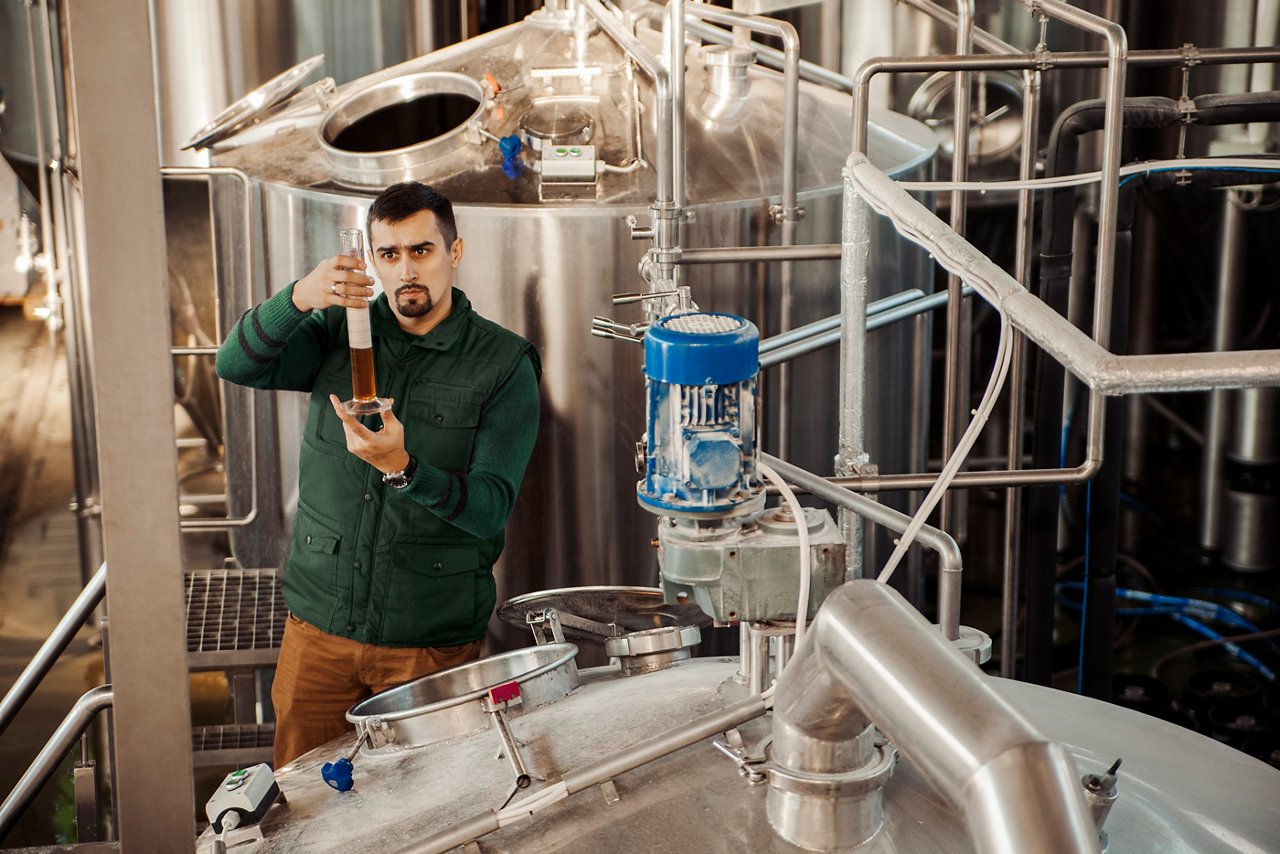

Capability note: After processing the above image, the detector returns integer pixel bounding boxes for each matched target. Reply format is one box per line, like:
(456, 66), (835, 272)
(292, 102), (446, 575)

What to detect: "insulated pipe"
(761, 454), (963, 641)
(0, 563), (107, 737)
(0, 684), (114, 839)
(771, 581), (1096, 854)
(844, 154), (1280, 394)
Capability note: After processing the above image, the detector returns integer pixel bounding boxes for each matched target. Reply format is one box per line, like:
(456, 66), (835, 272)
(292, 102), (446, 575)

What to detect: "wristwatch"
(382, 455), (417, 489)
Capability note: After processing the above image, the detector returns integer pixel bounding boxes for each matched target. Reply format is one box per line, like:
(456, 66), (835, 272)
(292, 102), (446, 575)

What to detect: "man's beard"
(395, 285), (434, 317)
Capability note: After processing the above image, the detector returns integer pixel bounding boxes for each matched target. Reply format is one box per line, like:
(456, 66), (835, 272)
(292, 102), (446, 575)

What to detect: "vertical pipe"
(939, 0), (975, 534)
(1000, 68), (1041, 679)
(1199, 192), (1247, 552)
(837, 175), (871, 576)
(668, 0), (686, 212)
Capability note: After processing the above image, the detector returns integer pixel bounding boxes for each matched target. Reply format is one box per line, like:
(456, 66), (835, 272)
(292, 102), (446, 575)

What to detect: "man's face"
(368, 209), (463, 330)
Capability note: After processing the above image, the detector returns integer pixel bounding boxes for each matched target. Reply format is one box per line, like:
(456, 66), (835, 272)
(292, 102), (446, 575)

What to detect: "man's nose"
(399, 258), (417, 282)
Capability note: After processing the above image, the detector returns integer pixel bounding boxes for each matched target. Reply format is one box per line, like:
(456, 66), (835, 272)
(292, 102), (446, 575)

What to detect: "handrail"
(0, 562), (106, 738)
(160, 166), (261, 531)
(0, 684), (114, 840)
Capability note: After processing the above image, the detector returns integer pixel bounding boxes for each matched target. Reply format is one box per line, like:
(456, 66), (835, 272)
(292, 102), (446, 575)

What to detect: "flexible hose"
(757, 461), (811, 650)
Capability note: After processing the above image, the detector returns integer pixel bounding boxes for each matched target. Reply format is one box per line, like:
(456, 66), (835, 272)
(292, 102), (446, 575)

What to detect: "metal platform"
(191, 723), (274, 768)
(184, 568), (286, 670)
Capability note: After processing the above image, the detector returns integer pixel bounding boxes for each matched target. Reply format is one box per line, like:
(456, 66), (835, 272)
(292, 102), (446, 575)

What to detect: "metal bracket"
(625, 214), (655, 240)
(712, 732), (771, 785)
(769, 204), (806, 224)
(600, 779), (621, 805)
(526, 608), (566, 645)
(359, 716), (394, 750)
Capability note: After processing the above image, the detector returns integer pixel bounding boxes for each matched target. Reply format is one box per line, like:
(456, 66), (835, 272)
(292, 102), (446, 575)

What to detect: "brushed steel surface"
(240, 658), (1280, 854)
(207, 13), (938, 605)
(345, 642), (580, 752)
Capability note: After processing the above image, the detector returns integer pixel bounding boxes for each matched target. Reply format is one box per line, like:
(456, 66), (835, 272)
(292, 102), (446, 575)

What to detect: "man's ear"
(450, 237), (464, 269)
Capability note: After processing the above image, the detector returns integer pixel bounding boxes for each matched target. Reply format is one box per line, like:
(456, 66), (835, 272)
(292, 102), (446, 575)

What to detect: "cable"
(1168, 615), (1277, 683)
(894, 156), (1280, 194)
(757, 461), (811, 650)
(1149, 627), (1280, 679)
(877, 310), (1014, 584)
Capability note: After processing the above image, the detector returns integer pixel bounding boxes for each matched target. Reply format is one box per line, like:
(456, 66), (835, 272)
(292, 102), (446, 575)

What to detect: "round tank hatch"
(318, 71), (486, 186)
(518, 103), (594, 151)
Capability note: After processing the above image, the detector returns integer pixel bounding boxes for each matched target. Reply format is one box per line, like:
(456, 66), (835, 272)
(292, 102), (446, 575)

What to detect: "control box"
(541, 144), (598, 183)
(205, 763), (280, 834)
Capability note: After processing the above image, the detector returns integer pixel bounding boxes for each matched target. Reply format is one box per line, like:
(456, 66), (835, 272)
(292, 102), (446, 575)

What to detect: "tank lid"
(183, 54), (325, 151)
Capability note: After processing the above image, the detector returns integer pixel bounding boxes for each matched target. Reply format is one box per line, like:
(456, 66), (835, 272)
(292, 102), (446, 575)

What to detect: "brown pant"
(271, 614), (482, 768)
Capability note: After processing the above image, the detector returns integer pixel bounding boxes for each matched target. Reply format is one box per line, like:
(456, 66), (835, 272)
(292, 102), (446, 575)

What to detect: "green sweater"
(216, 284), (540, 646)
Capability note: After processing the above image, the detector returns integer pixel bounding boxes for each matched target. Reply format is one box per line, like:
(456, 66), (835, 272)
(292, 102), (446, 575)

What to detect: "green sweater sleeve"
(401, 354), (540, 539)
(214, 283), (329, 392)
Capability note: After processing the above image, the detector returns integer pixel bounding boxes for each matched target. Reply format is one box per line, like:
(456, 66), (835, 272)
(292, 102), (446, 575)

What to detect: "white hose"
(896, 156), (1280, 194)
(756, 461), (811, 651)
(876, 311), (1014, 585)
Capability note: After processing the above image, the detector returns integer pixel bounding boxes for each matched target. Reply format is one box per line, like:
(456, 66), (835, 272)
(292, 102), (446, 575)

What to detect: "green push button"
(569, 147), (581, 156)
(555, 147), (568, 156)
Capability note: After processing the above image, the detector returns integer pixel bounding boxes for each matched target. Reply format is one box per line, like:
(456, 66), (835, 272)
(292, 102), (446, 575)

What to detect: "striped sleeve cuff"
(407, 464), (469, 523)
(234, 283), (309, 366)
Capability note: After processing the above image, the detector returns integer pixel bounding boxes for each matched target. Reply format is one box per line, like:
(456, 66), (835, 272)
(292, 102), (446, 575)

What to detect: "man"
(215, 182), (540, 767)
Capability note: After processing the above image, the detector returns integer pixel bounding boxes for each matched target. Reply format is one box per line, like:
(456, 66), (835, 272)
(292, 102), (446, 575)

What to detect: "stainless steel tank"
(200, 651), (1280, 853)
(204, 8), (937, 635)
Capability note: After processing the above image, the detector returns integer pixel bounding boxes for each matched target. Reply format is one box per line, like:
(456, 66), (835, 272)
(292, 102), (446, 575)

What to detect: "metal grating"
(664, 313), (741, 334)
(184, 569), (286, 670)
(192, 723), (275, 767)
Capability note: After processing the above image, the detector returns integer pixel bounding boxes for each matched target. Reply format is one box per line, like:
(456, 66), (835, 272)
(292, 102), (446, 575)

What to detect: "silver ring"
(330, 284), (338, 295)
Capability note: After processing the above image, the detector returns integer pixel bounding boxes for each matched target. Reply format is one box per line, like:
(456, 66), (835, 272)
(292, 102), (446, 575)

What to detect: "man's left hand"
(329, 395), (412, 475)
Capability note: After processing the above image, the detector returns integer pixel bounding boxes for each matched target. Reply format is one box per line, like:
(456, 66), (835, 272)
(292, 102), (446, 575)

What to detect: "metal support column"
(65, 0), (197, 849)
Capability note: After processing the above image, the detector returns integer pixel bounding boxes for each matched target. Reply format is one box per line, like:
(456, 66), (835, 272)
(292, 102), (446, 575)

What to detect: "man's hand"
(293, 256), (376, 312)
(329, 395), (411, 475)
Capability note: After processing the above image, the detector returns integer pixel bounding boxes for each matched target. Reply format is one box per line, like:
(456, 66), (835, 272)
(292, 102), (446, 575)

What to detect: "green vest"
(285, 288), (536, 647)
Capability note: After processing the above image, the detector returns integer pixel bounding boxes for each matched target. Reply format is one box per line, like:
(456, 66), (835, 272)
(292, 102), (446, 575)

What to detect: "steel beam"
(66, 0), (197, 849)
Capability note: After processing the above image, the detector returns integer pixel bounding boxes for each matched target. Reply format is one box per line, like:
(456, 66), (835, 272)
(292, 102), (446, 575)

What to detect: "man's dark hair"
(366, 182), (458, 248)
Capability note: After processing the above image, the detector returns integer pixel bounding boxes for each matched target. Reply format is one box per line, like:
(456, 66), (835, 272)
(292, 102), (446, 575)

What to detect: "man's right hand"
(292, 255), (376, 312)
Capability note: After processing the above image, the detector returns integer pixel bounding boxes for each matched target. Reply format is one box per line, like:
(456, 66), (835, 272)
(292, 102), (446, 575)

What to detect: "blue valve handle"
(322, 757), (354, 792)
(498, 134), (523, 178)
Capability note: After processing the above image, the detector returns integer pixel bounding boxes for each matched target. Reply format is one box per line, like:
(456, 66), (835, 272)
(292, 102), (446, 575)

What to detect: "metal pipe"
(161, 166), (261, 532)
(1000, 67), (1041, 678)
(676, 244), (841, 264)
(845, 154), (1280, 395)
(682, 17), (853, 93)
(0, 563), (107, 737)
(762, 454), (962, 641)
(774, 581), (1096, 854)
(21, 0), (54, 290)
(405, 693), (770, 854)
(939, 0), (976, 536)
(578, 0), (673, 210)
(760, 289), (923, 355)
(760, 288), (967, 368)
(682, 4), (799, 456)
(667, 0), (685, 211)
(0, 684), (114, 839)
(1031, 0), (1127, 356)
(1199, 192), (1247, 552)
(898, 0), (1019, 55)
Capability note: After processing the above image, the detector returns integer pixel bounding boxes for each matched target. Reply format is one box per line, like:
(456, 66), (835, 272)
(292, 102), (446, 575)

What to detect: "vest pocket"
(284, 508), (344, 623)
(406, 391), (482, 471)
(381, 542), (481, 645)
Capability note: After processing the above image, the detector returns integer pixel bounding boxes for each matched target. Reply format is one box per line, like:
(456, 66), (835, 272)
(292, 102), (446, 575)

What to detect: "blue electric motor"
(637, 312), (762, 516)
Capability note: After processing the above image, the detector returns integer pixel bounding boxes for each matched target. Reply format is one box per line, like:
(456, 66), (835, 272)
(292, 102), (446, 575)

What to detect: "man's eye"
(414, 248), (429, 256)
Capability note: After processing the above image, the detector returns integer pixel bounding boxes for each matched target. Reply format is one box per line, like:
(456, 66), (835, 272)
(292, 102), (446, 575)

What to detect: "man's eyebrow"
(376, 240), (435, 254)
